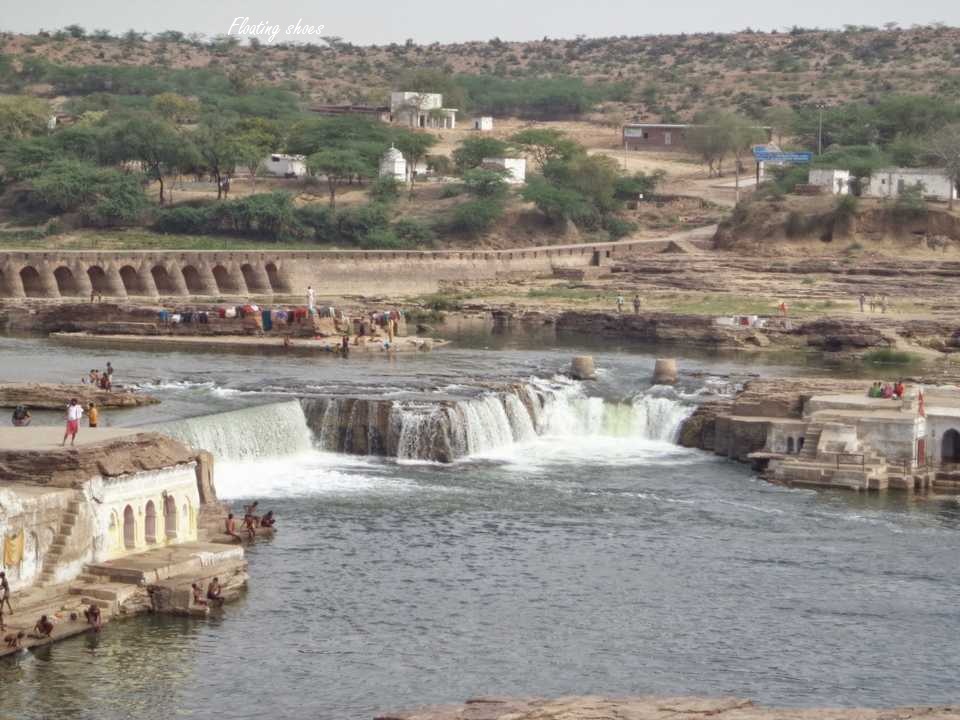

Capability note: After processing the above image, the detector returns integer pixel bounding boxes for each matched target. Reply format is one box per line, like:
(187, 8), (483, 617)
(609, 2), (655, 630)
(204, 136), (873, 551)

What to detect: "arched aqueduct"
(0, 252), (290, 299)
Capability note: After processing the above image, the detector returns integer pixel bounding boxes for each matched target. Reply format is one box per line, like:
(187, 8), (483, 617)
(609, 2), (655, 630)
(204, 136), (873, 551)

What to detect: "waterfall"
(153, 400), (314, 461)
(151, 379), (696, 465)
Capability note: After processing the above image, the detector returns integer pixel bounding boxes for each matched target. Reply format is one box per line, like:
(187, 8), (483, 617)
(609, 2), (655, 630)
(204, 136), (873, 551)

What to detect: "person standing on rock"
(307, 285), (316, 314)
(87, 402), (99, 428)
(62, 398), (83, 446)
(633, 295), (641, 315)
(616, 294), (624, 314)
(0, 571), (12, 614)
(858, 293), (866, 312)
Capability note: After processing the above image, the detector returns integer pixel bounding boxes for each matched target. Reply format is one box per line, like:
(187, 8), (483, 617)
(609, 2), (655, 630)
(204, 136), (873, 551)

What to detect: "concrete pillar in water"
(247, 263), (273, 295)
(653, 358), (678, 385)
(166, 263), (190, 296)
(38, 264), (61, 298)
(197, 263), (220, 296)
(227, 263), (249, 295)
(571, 355), (596, 380)
(104, 264), (128, 299)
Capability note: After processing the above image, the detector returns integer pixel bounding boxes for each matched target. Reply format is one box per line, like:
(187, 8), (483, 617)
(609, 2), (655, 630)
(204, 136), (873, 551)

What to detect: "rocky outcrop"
(375, 695), (960, 720)
(0, 433), (197, 487)
(677, 398), (731, 451)
(556, 312), (733, 346)
(0, 382), (158, 409)
(798, 318), (891, 352)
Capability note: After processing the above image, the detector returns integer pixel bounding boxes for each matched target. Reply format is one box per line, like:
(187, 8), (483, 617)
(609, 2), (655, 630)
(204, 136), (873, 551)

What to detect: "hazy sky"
(2, 0), (958, 45)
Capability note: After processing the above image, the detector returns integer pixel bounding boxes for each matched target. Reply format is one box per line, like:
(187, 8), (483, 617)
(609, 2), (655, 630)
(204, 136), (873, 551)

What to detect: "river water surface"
(1, 331), (959, 720)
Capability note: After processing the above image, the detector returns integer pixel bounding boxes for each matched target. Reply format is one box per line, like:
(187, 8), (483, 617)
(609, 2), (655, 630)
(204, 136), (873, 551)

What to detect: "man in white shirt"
(307, 285), (316, 312)
(62, 398), (84, 446)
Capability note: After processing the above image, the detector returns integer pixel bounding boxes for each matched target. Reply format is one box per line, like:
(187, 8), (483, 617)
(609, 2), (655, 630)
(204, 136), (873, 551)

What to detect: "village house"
(474, 116), (494, 131)
(310, 104), (391, 122)
(379, 146), (407, 182)
(390, 92), (458, 129)
(481, 157), (527, 184)
(808, 167), (957, 202)
(622, 123), (691, 151)
(263, 154), (307, 178)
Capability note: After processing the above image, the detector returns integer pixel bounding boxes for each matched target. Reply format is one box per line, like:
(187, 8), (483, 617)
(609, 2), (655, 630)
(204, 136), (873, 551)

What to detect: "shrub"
(862, 348), (918, 365)
(369, 175), (402, 203)
(358, 227), (412, 249)
(154, 206), (214, 234)
(440, 184), (464, 198)
(393, 218), (436, 246)
(295, 204), (336, 243)
(335, 203), (391, 245)
(449, 198), (505, 234)
(602, 216), (637, 239)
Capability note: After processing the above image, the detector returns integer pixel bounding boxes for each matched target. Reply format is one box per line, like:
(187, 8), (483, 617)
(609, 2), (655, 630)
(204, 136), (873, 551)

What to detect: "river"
(1, 330), (959, 720)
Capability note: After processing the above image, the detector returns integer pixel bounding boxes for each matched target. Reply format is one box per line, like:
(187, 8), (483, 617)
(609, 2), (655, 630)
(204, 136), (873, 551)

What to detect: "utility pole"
(817, 103), (825, 156)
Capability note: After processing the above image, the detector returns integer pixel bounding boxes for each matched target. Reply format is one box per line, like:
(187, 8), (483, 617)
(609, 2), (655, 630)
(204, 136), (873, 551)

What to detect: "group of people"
(2, 567), (102, 650)
(225, 502), (276, 543)
(62, 398), (100, 446)
(615, 294), (643, 315)
(82, 362), (115, 391)
(191, 577), (224, 609)
(858, 293), (890, 313)
(868, 379), (906, 399)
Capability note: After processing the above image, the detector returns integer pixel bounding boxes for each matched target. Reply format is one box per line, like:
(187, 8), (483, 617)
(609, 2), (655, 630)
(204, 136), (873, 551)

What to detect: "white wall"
(867, 169), (957, 201)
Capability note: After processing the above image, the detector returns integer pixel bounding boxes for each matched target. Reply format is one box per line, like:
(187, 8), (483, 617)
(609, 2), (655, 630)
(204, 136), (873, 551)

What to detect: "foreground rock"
(0, 382), (159, 409)
(0, 432), (197, 486)
(375, 695), (960, 720)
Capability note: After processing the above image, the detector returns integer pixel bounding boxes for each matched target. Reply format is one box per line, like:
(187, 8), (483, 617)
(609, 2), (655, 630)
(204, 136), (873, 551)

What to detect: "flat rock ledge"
(375, 695), (960, 720)
(0, 432), (198, 487)
(0, 382), (159, 409)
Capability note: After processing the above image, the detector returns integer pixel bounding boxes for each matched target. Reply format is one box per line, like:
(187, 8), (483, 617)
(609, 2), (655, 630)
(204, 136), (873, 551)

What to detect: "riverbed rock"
(653, 358), (678, 384)
(0, 433), (198, 487)
(0, 382), (159, 409)
(375, 695), (960, 720)
(570, 356), (596, 380)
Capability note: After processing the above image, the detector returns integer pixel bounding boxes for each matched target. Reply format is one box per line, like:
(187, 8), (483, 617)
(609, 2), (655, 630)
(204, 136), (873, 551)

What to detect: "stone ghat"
(0, 382), (159, 410)
(374, 695), (960, 720)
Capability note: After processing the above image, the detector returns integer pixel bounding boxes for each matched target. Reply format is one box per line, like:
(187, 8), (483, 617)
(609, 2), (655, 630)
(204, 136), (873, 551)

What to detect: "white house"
(482, 157), (527, 184)
(474, 116), (494, 131)
(263, 154), (307, 178)
(379, 146), (407, 182)
(809, 168), (851, 195)
(866, 168), (957, 202)
(390, 91), (457, 129)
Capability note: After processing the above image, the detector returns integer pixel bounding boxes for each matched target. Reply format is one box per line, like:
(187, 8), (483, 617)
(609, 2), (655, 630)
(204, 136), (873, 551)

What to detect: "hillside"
(2, 26), (960, 119)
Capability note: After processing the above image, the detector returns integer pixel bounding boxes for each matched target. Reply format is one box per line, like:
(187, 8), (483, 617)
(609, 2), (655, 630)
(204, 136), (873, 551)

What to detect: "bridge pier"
(196, 263), (220, 296)
(225, 263), (249, 295)
(166, 263), (190, 296)
(136, 264), (160, 298)
(1, 262), (25, 298)
(38, 264), (61, 299)
(243, 263), (272, 295)
(104, 265), (128, 299)
(72, 261), (93, 298)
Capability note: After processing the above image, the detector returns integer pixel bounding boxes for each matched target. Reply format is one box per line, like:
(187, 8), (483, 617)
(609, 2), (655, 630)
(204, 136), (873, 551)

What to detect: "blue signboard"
(752, 149), (813, 163)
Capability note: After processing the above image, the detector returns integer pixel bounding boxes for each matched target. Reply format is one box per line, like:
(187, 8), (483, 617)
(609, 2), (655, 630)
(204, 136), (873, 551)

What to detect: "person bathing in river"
(84, 603), (102, 632)
(225, 513), (242, 543)
(260, 510), (276, 529)
(11, 405), (31, 426)
(32, 615), (54, 639)
(4, 631), (24, 650)
(206, 577), (224, 607)
(243, 512), (257, 541)
(191, 583), (208, 608)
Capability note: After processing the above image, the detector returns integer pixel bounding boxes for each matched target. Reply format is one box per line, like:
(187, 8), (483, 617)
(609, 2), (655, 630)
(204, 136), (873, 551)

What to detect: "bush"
(890, 183), (928, 222)
(295, 204), (336, 243)
(369, 175), (402, 203)
(833, 194), (859, 219)
(335, 203), (391, 245)
(614, 170), (664, 200)
(440, 184), (464, 198)
(154, 206), (215, 234)
(602, 215), (637, 239)
(358, 227), (412, 249)
(449, 198), (505, 234)
(462, 168), (509, 198)
(393, 218), (436, 246)
(862, 348), (918, 365)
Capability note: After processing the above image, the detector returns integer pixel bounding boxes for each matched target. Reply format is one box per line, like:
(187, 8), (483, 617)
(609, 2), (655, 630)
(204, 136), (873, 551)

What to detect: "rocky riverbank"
(375, 695), (960, 720)
(0, 382), (158, 410)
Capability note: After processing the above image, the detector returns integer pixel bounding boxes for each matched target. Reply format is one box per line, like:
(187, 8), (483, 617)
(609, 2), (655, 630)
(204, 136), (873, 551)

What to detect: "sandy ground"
(0, 426), (138, 451)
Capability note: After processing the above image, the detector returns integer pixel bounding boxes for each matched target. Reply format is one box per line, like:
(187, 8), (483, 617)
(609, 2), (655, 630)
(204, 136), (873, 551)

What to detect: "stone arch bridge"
(0, 230), (709, 300)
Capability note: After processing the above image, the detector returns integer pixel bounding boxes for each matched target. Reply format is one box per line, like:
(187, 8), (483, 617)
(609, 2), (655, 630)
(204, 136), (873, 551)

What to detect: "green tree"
(462, 168), (509, 198)
(521, 176), (593, 224)
(509, 128), (582, 168)
(307, 149), (369, 207)
(192, 122), (242, 200)
(686, 114), (730, 177)
(108, 115), (183, 204)
(764, 106), (797, 146)
(393, 131), (438, 193)
(0, 95), (50, 141)
(452, 136), (512, 172)
(928, 123), (960, 210)
(720, 113), (767, 203)
(233, 119), (282, 193)
(151, 93), (201, 124)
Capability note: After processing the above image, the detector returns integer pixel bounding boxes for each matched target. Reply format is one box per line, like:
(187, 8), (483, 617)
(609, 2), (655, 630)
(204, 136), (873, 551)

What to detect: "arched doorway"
(123, 505), (136, 550)
(211, 264), (235, 293)
(144, 501), (157, 544)
(265, 262), (283, 292)
(241, 263), (265, 293)
(19, 267), (44, 297)
(87, 266), (109, 294)
(119, 265), (142, 295)
(181, 265), (204, 294)
(152, 265), (175, 294)
(787, 437), (795, 454)
(942, 429), (960, 463)
(54, 266), (78, 296)
(164, 495), (178, 539)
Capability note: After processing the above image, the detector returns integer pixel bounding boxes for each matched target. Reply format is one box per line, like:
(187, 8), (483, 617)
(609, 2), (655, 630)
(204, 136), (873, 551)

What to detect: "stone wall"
(0, 239), (661, 300)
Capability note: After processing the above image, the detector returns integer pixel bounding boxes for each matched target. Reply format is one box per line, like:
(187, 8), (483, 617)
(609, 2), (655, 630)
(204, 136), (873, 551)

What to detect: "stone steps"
(36, 499), (83, 587)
